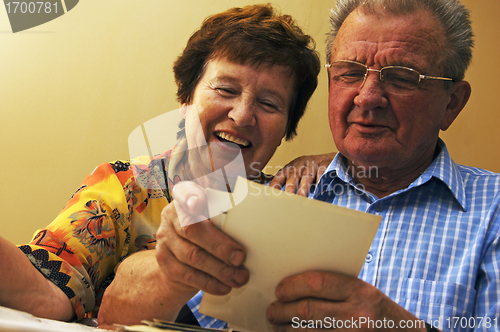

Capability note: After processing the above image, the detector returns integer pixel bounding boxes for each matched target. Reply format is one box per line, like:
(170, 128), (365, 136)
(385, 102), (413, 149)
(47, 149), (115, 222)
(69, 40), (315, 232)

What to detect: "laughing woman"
(0, 3), (320, 327)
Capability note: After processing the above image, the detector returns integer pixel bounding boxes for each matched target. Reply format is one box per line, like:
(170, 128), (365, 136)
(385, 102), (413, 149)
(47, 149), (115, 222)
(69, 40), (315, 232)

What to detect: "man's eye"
(341, 71), (365, 79)
(333, 71), (365, 84)
(384, 74), (417, 89)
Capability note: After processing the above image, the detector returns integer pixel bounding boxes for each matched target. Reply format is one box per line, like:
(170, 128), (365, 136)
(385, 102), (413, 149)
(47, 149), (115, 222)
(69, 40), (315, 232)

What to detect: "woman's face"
(182, 57), (294, 181)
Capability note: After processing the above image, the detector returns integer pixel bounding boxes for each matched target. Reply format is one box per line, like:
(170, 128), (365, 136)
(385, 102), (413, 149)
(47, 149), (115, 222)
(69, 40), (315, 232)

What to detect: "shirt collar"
(314, 139), (467, 211)
(415, 139), (467, 211)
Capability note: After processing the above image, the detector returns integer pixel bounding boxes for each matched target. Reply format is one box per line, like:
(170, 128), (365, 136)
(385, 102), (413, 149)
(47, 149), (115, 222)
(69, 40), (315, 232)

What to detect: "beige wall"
(0, 0), (498, 244)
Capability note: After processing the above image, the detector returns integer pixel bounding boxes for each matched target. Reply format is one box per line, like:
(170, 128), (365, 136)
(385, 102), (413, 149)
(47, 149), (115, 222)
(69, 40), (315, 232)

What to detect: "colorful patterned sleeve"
(18, 158), (169, 320)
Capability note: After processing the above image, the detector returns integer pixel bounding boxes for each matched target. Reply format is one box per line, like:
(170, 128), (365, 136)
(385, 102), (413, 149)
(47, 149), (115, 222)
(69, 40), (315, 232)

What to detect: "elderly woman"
(0, 3), (320, 327)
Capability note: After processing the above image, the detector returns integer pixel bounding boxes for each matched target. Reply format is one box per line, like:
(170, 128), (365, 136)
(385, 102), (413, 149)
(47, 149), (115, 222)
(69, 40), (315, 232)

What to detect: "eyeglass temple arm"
(420, 74), (454, 82)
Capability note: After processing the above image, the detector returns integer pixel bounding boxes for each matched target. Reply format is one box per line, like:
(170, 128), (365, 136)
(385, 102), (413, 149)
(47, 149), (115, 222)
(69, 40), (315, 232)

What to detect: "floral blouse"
(18, 141), (191, 319)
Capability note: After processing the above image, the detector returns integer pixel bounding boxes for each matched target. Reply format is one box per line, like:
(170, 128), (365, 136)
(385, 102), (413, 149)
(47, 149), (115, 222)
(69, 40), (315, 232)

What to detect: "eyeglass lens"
(329, 62), (421, 95)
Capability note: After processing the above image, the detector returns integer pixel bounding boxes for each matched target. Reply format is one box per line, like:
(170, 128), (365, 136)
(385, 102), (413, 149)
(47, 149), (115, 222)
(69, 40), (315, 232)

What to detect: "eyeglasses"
(325, 60), (454, 96)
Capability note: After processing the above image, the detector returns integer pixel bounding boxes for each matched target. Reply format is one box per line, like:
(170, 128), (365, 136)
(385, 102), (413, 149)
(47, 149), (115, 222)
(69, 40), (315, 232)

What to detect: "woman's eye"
(216, 87), (237, 96)
(259, 100), (279, 112)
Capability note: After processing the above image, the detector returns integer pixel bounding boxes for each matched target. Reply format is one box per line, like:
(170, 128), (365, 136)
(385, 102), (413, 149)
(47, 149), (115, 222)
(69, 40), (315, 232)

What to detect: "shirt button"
(365, 253), (373, 263)
(374, 204), (383, 212)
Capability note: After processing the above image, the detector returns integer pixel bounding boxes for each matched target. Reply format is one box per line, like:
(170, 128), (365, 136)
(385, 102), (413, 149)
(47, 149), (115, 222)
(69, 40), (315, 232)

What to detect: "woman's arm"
(0, 235), (74, 321)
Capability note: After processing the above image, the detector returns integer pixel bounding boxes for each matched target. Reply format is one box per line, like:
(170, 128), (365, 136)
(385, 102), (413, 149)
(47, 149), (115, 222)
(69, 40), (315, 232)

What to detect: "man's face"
(328, 8), (456, 172)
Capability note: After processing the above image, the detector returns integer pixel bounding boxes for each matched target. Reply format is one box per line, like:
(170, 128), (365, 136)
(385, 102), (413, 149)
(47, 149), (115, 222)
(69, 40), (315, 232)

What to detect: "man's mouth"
(351, 122), (391, 135)
(214, 131), (252, 148)
(355, 121), (381, 127)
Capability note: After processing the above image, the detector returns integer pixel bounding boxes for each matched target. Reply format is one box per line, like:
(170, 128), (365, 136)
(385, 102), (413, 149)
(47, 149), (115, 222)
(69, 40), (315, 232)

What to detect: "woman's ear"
(441, 81), (471, 131)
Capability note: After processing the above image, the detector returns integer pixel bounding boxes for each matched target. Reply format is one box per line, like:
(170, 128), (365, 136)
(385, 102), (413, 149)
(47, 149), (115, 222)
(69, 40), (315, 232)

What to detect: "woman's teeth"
(215, 132), (251, 148)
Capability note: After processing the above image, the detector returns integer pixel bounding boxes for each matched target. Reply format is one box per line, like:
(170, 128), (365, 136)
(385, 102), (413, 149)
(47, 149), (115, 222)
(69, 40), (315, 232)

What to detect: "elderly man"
(145, 1), (499, 331)
(267, 0), (499, 331)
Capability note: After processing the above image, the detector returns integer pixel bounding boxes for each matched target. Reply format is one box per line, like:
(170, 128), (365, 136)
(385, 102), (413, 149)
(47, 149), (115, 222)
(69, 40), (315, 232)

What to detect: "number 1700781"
(5, 2), (58, 14)
(445, 317), (498, 329)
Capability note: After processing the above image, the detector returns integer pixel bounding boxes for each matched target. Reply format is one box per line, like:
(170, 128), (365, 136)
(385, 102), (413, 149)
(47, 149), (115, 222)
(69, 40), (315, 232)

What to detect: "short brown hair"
(173, 4), (320, 140)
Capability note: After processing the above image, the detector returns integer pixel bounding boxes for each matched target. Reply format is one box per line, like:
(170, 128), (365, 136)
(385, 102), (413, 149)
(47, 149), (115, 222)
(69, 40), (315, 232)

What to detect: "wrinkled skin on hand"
(155, 181), (250, 296)
(266, 271), (427, 332)
(269, 153), (335, 196)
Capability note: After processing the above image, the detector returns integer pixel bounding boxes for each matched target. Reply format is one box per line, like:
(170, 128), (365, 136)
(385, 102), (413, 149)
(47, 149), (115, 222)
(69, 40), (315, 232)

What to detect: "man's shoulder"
(437, 140), (499, 181)
(456, 164), (500, 178)
(455, 164), (500, 199)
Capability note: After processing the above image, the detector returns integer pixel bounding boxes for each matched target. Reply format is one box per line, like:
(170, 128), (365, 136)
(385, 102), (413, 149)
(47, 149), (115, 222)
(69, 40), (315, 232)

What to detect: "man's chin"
(343, 146), (396, 167)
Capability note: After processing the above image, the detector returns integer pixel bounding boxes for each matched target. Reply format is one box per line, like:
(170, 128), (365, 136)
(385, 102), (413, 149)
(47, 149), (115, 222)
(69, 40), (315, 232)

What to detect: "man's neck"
(344, 152), (436, 199)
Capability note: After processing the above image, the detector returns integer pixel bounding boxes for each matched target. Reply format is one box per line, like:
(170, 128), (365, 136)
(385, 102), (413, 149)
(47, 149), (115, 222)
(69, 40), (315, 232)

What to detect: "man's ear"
(441, 81), (471, 131)
(179, 103), (188, 119)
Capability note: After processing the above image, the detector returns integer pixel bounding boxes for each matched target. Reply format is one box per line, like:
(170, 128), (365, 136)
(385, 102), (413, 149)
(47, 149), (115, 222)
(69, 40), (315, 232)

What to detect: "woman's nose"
(228, 99), (257, 126)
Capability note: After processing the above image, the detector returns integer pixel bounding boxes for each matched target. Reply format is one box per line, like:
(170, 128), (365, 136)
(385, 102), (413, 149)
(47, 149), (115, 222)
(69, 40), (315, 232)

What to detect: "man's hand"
(269, 153), (335, 197)
(266, 271), (427, 331)
(155, 181), (249, 295)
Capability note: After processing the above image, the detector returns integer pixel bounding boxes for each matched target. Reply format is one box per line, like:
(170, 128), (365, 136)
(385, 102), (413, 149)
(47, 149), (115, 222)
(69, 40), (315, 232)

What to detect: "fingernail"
(186, 196), (198, 211)
(229, 250), (245, 266)
(266, 303), (275, 322)
(275, 284), (283, 299)
(233, 269), (249, 286)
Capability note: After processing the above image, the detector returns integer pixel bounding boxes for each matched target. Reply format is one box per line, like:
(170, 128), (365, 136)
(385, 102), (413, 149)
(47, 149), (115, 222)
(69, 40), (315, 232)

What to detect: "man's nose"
(354, 71), (389, 110)
(360, 68), (384, 89)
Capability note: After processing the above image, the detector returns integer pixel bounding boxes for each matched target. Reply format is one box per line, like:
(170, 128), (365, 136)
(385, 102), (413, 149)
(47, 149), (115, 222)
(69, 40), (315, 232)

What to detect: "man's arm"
(0, 235), (74, 321)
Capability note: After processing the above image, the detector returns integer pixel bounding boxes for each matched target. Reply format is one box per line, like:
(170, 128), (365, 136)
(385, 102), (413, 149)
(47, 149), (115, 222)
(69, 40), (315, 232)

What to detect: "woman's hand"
(269, 153), (335, 196)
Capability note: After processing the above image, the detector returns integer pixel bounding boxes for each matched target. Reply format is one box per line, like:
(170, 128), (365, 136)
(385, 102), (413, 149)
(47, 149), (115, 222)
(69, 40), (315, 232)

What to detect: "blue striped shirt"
(189, 139), (500, 332)
(311, 139), (500, 332)
(187, 291), (228, 329)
